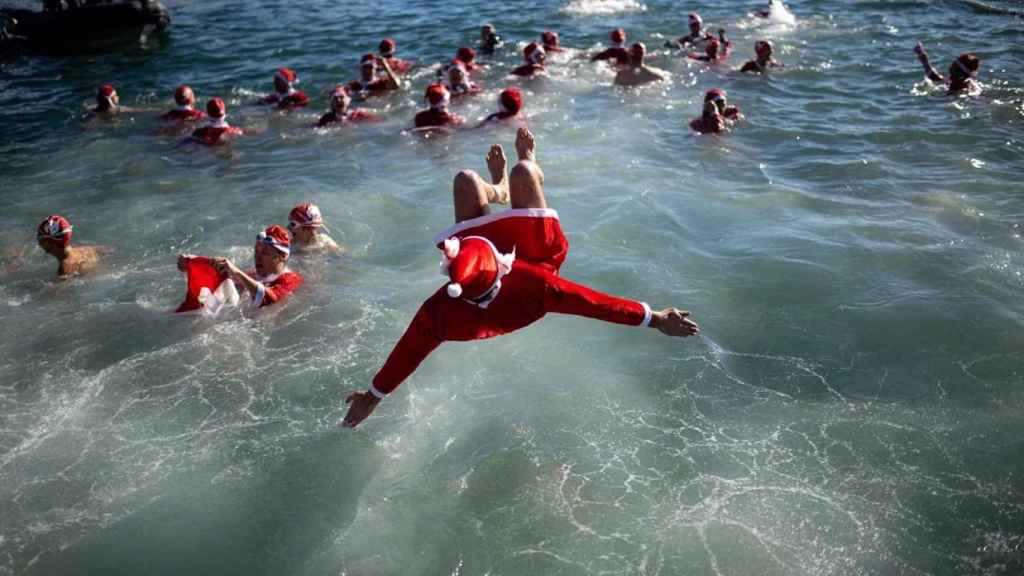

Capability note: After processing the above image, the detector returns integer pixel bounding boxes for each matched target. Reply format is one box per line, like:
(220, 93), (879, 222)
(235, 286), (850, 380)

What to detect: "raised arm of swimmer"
(378, 57), (402, 91)
(914, 42), (944, 83)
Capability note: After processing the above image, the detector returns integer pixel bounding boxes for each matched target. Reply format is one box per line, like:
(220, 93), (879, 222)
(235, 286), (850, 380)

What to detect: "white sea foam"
(561, 0), (647, 15)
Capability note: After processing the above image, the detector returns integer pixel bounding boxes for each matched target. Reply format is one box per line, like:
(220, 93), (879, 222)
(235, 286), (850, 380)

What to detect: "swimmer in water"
(378, 38), (413, 74)
(455, 47), (484, 74)
(914, 41), (981, 95)
(614, 43), (667, 87)
(690, 88), (743, 134)
(262, 68), (310, 110)
(347, 53), (401, 100)
(191, 98), (244, 146)
(541, 31), (563, 53)
(179, 225), (303, 308)
(510, 43), (547, 78)
(447, 61), (482, 99)
(36, 215), (106, 279)
(666, 13), (712, 49)
(288, 203), (344, 254)
(316, 85), (379, 128)
(740, 40), (783, 73)
(161, 85), (205, 123)
(591, 28), (631, 67)
(479, 87), (525, 126)
(480, 23), (502, 55)
(414, 84), (464, 129)
(340, 128), (700, 428)
(687, 29), (731, 62)
(91, 84), (125, 117)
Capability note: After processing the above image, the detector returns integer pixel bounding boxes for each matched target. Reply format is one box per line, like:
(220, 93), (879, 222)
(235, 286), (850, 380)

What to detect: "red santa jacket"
(247, 269), (303, 307)
(264, 90), (310, 110)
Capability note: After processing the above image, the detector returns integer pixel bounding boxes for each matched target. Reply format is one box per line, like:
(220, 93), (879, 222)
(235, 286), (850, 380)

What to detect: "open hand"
(340, 390), (381, 428)
(913, 41), (926, 57)
(652, 308), (700, 337)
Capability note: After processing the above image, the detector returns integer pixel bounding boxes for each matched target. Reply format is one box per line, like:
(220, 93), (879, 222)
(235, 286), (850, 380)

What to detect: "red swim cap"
(174, 84), (195, 105)
(456, 46), (476, 63)
(379, 38), (396, 57)
(257, 224), (292, 257)
(97, 84), (116, 98)
(206, 97), (226, 118)
(275, 68), (297, 85)
(425, 83), (450, 107)
(37, 215), (73, 246)
(499, 87), (522, 114)
(611, 28), (626, 44)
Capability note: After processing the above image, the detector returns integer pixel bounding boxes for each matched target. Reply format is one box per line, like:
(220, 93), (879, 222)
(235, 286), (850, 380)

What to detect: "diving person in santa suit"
(341, 128), (700, 428)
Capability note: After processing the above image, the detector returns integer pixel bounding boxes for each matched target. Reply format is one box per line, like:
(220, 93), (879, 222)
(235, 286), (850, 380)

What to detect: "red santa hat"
(705, 88), (726, 103)
(499, 88), (522, 115)
(36, 215), (73, 245)
(456, 46), (476, 64)
(611, 28), (626, 45)
(541, 30), (559, 48)
(288, 202), (329, 231)
(329, 84), (351, 105)
(425, 83), (450, 109)
(275, 67), (298, 86)
(755, 40), (773, 58)
(257, 224), (291, 257)
(206, 97), (227, 118)
(379, 38), (397, 57)
(524, 42), (546, 64)
(174, 84), (195, 106)
(96, 84), (116, 107)
(360, 53), (378, 70)
(688, 12), (703, 26)
(439, 236), (515, 306)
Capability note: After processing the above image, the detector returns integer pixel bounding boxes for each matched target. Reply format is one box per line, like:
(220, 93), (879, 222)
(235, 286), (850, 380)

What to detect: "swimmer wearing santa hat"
(161, 85), (205, 123)
(687, 29), (732, 63)
(177, 225), (303, 310)
(414, 84), (464, 129)
(316, 85), (379, 128)
(341, 128), (700, 428)
(740, 40), (783, 74)
(510, 43), (547, 78)
(190, 98), (244, 146)
(614, 43), (667, 87)
(455, 47), (483, 74)
(287, 203), (344, 254)
(88, 84), (141, 118)
(262, 68), (310, 110)
(665, 13), (713, 49)
(446, 61), (482, 99)
(36, 215), (108, 279)
(690, 88), (743, 134)
(591, 28), (631, 67)
(378, 38), (413, 74)
(479, 88), (525, 126)
(347, 53), (402, 100)
(541, 30), (563, 53)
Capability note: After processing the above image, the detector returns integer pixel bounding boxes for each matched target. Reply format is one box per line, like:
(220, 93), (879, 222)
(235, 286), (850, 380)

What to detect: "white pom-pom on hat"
(447, 283), (463, 298)
(443, 237), (461, 259)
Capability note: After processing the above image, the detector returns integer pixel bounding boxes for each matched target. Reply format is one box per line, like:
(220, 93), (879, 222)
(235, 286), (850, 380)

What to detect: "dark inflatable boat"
(1, 1), (170, 53)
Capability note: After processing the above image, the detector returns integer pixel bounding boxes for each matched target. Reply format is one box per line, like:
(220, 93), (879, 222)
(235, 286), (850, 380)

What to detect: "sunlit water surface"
(1, 0), (1023, 574)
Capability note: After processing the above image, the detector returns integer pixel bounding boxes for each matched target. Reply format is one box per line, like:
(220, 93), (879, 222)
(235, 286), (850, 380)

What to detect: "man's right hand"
(340, 390), (381, 428)
(651, 308), (700, 337)
(914, 41), (926, 57)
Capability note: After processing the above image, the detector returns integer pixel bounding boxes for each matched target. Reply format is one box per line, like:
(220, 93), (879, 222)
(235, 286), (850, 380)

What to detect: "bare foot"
(515, 127), (536, 162)
(486, 144), (510, 204)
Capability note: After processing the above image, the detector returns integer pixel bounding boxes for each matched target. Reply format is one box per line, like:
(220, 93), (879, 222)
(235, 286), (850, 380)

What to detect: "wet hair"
(950, 53), (980, 79)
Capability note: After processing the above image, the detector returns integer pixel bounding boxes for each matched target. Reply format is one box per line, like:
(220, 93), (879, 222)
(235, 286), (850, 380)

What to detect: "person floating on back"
(262, 68), (310, 110)
(740, 40), (783, 73)
(511, 43), (547, 77)
(614, 43), (667, 87)
(913, 41), (981, 95)
(340, 128), (700, 428)
(36, 215), (106, 279)
(191, 98), (244, 146)
(592, 28), (631, 67)
(288, 203), (344, 254)
(316, 85), (378, 128)
(378, 38), (413, 74)
(690, 88), (743, 134)
(414, 84), (464, 129)
(162, 85), (205, 123)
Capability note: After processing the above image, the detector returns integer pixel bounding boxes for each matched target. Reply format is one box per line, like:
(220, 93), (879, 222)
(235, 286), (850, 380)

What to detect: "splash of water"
(561, 0), (647, 15)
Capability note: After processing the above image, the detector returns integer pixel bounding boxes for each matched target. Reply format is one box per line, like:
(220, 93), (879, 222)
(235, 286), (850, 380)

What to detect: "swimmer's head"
(96, 84), (118, 110)
(755, 39), (773, 59)
(447, 61), (468, 85)
(951, 53), (980, 81)
(705, 37), (720, 58)
(360, 53), (378, 80)
(255, 225), (291, 274)
(611, 28), (626, 46)
(440, 236), (514, 306)
(425, 83), (451, 110)
(206, 97), (227, 119)
(688, 13), (703, 35)
(174, 84), (196, 107)
(288, 203), (328, 242)
(36, 215), (73, 255)
(379, 38), (396, 58)
(456, 46), (476, 64)
(630, 42), (646, 65)
(498, 87), (523, 115)
(329, 85), (351, 113)
(524, 42), (546, 65)
(705, 88), (727, 114)
(541, 31), (559, 51)
(274, 68), (297, 93)
(481, 23), (495, 40)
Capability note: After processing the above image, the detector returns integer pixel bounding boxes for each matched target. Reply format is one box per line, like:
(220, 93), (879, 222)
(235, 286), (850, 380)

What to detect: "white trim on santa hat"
(432, 208), (559, 246)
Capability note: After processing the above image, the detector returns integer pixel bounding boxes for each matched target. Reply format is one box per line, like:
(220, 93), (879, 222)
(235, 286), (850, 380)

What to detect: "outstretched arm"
(914, 41), (944, 83)
(379, 57), (402, 90)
